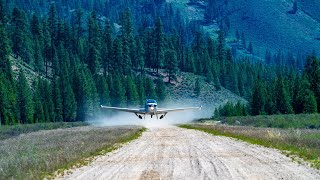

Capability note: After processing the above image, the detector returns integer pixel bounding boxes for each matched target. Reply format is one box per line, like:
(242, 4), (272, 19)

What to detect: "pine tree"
(264, 83), (276, 115)
(74, 9), (84, 51)
(52, 50), (60, 76)
(293, 75), (302, 113)
(238, 72), (245, 96)
(84, 68), (99, 119)
(213, 67), (222, 90)
(145, 78), (157, 99)
(0, 75), (15, 125)
(136, 76), (146, 104)
(0, 17), (12, 80)
(207, 37), (216, 62)
(87, 44), (100, 74)
(186, 47), (196, 73)
(47, 4), (58, 44)
(62, 84), (77, 121)
(101, 20), (113, 75)
(126, 76), (139, 106)
(152, 17), (165, 73)
(31, 14), (42, 38)
(194, 78), (201, 97)
(165, 49), (179, 83)
(295, 75), (317, 113)
(41, 80), (54, 122)
(11, 8), (33, 64)
(120, 8), (134, 75)
(52, 77), (63, 122)
(304, 56), (320, 112)
(135, 38), (145, 75)
(274, 77), (293, 114)
(225, 65), (240, 95)
(112, 75), (126, 107)
(31, 15), (45, 71)
(17, 70), (34, 124)
(96, 75), (110, 106)
(43, 24), (52, 76)
(33, 79), (45, 123)
(87, 12), (101, 75)
(217, 30), (225, 62)
(155, 78), (166, 102)
(111, 37), (123, 73)
(206, 70), (214, 83)
(192, 31), (206, 74)
(250, 77), (266, 115)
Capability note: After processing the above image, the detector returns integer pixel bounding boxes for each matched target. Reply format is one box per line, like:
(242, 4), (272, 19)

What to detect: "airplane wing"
(100, 105), (144, 114)
(156, 106), (202, 114)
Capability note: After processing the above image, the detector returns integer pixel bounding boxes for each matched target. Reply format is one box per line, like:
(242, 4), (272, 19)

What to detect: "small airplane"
(100, 99), (202, 119)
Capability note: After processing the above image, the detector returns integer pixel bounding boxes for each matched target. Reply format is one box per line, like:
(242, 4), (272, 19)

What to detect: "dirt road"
(57, 127), (320, 180)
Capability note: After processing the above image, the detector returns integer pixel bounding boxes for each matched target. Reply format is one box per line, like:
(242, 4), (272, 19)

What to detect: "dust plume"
(89, 100), (210, 128)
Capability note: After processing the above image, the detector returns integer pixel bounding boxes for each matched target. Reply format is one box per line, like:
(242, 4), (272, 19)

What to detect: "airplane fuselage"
(143, 101), (157, 115)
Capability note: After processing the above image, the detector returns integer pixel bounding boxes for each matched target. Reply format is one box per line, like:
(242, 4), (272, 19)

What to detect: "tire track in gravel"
(57, 126), (320, 180)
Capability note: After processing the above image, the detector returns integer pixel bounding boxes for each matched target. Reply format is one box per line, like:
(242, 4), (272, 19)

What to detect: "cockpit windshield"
(146, 99), (157, 104)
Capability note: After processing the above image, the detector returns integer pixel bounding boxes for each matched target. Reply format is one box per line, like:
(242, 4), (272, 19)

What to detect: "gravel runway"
(57, 126), (320, 180)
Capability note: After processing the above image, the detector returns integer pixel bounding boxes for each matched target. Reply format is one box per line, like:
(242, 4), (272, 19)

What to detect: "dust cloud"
(89, 100), (207, 128)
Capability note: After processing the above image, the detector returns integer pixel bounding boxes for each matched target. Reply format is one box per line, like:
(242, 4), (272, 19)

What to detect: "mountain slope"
(170, 0), (320, 58)
(226, 0), (320, 56)
(146, 69), (244, 118)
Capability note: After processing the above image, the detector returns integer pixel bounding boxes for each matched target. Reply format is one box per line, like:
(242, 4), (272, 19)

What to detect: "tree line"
(0, 0), (317, 125)
(215, 56), (320, 118)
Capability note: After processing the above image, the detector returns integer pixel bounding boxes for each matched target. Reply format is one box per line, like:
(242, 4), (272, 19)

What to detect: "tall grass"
(0, 125), (145, 179)
(180, 124), (320, 169)
(0, 122), (88, 140)
(208, 114), (320, 129)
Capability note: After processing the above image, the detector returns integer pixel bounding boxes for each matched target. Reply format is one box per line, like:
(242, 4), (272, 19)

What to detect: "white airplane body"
(100, 99), (201, 119)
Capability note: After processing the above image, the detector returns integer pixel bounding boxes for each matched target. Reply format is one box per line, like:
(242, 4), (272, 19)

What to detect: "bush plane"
(100, 99), (202, 119)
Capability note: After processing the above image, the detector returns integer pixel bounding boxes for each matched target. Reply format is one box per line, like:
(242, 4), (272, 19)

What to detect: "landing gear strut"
(135, 113), (143, 119)
(159, 113), (167, 119)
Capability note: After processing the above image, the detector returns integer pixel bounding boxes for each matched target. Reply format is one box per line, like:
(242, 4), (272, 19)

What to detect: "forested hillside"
(198, 0), (320, 62)
(0, 0), (319, 125)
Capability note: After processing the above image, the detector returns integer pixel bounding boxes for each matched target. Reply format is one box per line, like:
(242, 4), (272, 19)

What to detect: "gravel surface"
(57, 126), (320, 180)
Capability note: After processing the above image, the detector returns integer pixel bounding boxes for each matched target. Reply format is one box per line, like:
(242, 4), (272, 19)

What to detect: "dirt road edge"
(46, 127), (146, 179)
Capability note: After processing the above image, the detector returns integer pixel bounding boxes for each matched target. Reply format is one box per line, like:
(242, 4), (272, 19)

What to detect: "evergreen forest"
(0, 0), (320, 125)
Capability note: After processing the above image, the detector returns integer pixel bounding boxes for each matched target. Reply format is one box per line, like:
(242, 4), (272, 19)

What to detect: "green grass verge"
(206, 114), (320, 129)
(179, 124), (320, 169)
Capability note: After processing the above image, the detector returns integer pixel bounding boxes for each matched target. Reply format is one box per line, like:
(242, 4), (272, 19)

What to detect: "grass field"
(203, 114), (320, 129)
(0, 122), (88, 141)
(0, 124), (145, 179)
(180, 124), (320, 169)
